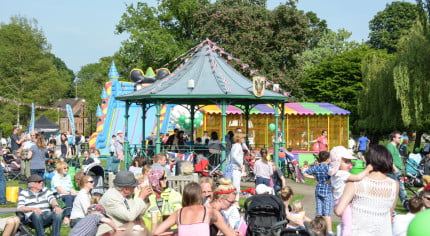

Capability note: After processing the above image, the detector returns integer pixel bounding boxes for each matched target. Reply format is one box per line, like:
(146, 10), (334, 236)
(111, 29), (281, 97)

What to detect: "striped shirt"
(17, 187), (55, 219)
(69, 213), (104, 236)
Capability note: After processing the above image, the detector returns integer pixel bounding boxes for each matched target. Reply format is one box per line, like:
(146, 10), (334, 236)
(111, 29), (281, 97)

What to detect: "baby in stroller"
(405, 147), (424, 187)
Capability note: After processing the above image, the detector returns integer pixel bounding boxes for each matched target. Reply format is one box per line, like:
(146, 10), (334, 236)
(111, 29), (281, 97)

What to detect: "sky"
(0, 0), (415, 74)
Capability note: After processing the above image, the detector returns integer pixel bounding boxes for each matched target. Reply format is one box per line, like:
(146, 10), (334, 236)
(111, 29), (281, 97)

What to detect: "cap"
(117, 130), (123, 134)
(255, 184), (273, 195)
(113, 171), (138, 187)
(87, 204), (107, 215)
(27, 174), (43, 183)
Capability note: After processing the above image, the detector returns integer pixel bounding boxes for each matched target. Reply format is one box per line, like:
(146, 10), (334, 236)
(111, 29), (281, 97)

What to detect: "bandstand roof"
(116, 40), (287, 105)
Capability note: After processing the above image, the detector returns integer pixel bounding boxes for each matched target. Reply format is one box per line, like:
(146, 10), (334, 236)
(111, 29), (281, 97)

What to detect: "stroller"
(404, 158), (424, 188)
(73, 163), (107, 194)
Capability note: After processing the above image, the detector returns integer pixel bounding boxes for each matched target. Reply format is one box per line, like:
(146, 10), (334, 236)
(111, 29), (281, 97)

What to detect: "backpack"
(244, 194), (287, 236)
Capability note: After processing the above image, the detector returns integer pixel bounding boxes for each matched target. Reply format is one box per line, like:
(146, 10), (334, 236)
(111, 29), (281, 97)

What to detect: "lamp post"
(81, 99), (86, 136)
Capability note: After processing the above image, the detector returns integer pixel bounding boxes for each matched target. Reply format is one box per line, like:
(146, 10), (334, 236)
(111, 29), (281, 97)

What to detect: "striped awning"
(199, 102), (350, 115)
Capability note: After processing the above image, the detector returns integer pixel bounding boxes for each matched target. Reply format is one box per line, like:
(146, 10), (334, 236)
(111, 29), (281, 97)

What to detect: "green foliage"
(0, 16), (75, 127)
(300, 46), (374, 127)
(195, 0), (327, 98)
(358, 50), (402, 135)
(115, 0), (209, 71)
(393, 20), (430, 130)
(368, 1), (421, 53)
(300, 29), (361, 71)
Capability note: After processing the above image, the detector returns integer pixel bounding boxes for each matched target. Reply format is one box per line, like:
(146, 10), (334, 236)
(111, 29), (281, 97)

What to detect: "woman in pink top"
(154, 182), (238, 236)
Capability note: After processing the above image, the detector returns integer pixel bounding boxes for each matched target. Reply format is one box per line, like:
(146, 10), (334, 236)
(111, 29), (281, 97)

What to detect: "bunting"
(0, 96), (66, 111)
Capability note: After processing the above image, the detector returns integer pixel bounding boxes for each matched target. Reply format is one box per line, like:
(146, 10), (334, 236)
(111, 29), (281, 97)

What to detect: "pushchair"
(194, 156), (224, 178)
(83, 163), (106, 194)
(404, 158), (424, 187)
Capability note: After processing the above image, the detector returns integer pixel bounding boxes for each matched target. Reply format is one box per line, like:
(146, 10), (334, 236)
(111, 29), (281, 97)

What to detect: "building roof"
(200, 102), (350, 115)
(116, 40), (287, 105)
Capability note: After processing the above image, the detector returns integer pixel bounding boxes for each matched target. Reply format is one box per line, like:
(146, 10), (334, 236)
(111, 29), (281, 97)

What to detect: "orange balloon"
(278, 152), (286, 159)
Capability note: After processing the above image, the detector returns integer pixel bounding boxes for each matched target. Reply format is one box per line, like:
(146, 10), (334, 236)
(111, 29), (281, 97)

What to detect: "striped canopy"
(200, 102), (350, 115)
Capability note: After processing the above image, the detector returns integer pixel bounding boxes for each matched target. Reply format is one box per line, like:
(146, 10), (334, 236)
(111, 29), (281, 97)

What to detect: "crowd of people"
(1, 127), (430, 236)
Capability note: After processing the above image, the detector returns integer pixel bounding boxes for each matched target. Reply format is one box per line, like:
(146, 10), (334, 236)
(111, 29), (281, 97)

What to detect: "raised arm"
(153, 210), (178, 235)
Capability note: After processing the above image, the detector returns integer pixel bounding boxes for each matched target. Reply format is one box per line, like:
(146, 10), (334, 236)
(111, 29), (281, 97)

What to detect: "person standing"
(114, 130), (124, 172)
(9, 126), (24, 156)
(0, 149), (11, 205)
(356, 132), (370, 155)
(21, 131), (37, 180)
(109, 135), (116, 157)
(254, 148), (273, 187)
(230, 134), (244, 202)
(310, 130), (328, 152)
(27, 134), (48, 178)
(386, 131), (408, 209)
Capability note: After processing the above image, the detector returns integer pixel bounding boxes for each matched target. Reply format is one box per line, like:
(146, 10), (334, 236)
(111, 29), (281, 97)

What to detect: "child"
(90, 193), (102, 204)
(328, 146), (372, 236)
(91, 149), (101, 165)
(310, 215), (327, 236)
(303, 151), (333, 235)
(287, 200), (311, 229)
(69, 204), (125, 236)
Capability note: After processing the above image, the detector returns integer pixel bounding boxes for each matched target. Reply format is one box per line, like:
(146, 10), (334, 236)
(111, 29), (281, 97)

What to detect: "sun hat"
(328, 146), (356, 176)
(113, 171), (138, 187)
(255, 184), (273, 195)
(117, 130), (123, 134)
(27, 174), (43, 183)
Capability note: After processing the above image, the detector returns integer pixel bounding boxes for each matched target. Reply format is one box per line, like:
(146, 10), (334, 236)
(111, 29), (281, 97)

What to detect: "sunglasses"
(159, 176), (167, 181)
(87, 180), (94, 183)
(424, 196), (430, 201)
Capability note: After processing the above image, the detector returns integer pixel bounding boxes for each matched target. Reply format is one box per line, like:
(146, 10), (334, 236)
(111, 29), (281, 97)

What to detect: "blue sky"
(0, 0), (414, 73)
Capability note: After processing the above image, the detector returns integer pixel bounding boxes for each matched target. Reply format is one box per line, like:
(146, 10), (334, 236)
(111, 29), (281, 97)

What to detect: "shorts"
(316, 193), (333, 216)
(0, 217), (7, 231)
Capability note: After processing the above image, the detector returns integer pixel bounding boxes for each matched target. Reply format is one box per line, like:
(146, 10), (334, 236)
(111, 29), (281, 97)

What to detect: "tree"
(300, 29), (361, 71)
(358, 50), (401, 141)
(392, 20), (430, 146)
(0, 16), (74, 126)
(195, 0), (327, 98)
(368, 1), (420, 53)
(115, 0), (209, 72)
(300, 46), (375, 128)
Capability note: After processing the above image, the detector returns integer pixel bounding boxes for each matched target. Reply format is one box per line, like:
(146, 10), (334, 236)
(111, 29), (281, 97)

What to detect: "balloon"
(278, 152), (286, 160)
(184, 122), (191, 130)
(407, 209), (430, 236)
(195, 118), (201, 125)
(184, 118), (191, 125)
(269, 123), (276, 131)
(179, 115), (186, 122)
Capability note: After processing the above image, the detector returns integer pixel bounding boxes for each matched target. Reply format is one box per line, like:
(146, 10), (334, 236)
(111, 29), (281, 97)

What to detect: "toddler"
(328, 146), (372, 236)
(310, 215), (327, 236)
(69, 204), (124, 236)
(287, 200), (311, 229)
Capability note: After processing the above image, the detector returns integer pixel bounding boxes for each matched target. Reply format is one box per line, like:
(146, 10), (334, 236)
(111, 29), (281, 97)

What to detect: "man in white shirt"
(392, 196), (424, 236)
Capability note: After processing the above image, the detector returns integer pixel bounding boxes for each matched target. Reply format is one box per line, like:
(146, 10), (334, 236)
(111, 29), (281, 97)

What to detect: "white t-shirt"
(331, 170), (351, 200)
(392, 212), (416, 236)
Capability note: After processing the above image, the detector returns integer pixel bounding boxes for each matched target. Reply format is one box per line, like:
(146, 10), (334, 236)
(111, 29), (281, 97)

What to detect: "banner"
(28, 103), (35, 133)
(66, 104), (75, 141)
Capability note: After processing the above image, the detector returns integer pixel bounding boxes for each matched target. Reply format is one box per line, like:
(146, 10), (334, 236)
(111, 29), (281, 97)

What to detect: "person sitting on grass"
(392, 196), (425, 236)
(310, 215), (327, 236)
(69, 204), (125, 236)
(287, 200), (311, 229)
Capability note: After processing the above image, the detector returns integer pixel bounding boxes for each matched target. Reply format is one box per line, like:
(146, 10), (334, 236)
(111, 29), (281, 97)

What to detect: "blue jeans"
(388, 171), (408, 202)
(60, 194), (75, 216)
(255, 177), (271, 186)
(29, 211), (62, 236)
(30, 169), (45, 179)
(0, 164), (6, 203)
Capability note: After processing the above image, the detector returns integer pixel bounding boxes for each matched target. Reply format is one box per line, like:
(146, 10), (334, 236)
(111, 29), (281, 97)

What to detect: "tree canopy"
(0, 16), (74, 130)
(368, 1), (420, 53)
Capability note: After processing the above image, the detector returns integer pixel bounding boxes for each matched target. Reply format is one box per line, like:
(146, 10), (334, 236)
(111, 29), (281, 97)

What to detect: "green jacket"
(387, 142), (403, 171)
